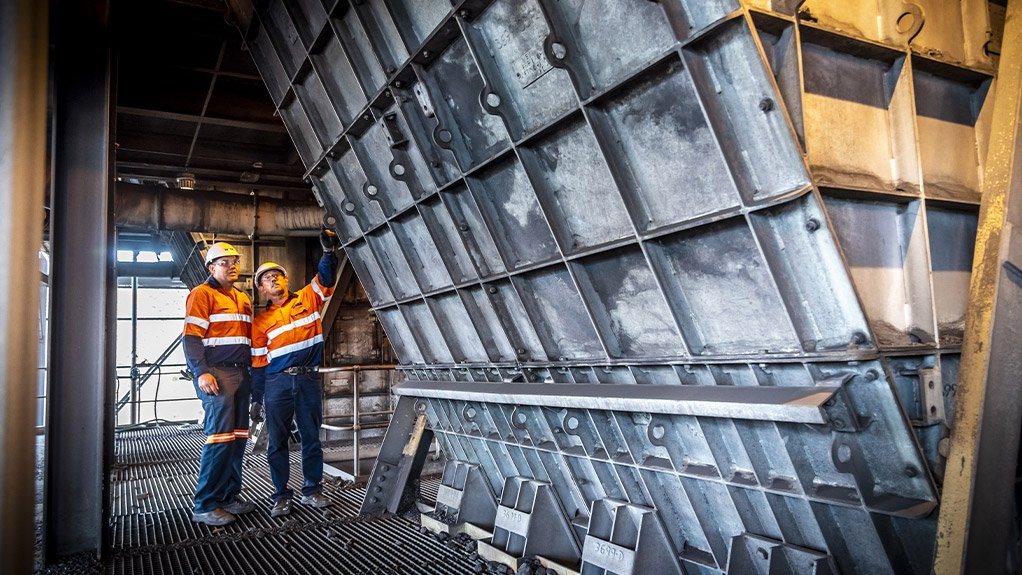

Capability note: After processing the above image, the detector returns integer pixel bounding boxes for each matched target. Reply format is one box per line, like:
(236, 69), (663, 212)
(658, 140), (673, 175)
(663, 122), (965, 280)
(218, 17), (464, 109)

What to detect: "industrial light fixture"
(176, 172), (196, 190)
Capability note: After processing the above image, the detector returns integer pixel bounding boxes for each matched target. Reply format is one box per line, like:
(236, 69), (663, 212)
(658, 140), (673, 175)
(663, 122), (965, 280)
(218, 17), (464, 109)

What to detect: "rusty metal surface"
(934, 1), (1022, 572)
(0, 0), (48, 572)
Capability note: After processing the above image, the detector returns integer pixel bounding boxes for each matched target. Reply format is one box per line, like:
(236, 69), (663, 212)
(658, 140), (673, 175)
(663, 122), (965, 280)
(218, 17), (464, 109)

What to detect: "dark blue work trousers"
(264, 372), (324, 502)
(192, 366), (250, 514)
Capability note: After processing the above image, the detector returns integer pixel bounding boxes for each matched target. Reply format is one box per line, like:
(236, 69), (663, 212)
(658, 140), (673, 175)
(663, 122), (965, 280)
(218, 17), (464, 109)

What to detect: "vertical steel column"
(353, 367), (361, 477)
(0, 0), (48, 572)
(130, 276), (139, 425)
(45, 0), (114, 562)
(934, 3), (1022, 572)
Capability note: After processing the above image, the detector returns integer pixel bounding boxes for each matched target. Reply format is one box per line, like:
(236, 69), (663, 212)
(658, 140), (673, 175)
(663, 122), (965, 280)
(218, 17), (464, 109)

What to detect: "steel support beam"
(118, 106), (287, 133)
(320, 254), (352, 340)
(0, 0), (48, 572)
(361, 396), (435, 515)
(934, 3), (1022, 572)
(395, 380), (840, 424)
(130, 277), (139, 424)
(45, 0), (114, 562)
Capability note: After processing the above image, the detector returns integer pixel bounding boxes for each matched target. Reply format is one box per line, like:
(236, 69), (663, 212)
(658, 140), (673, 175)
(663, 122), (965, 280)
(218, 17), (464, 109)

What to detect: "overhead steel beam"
(116, 159), (302, 178)
(116, 133), (293, 164)
(115, 162), (306, 190)
(934, 2), (1022, 572)
(0, 0), (48, 572)
(45, 0), (114, 562)
(118, 106), (286, 132)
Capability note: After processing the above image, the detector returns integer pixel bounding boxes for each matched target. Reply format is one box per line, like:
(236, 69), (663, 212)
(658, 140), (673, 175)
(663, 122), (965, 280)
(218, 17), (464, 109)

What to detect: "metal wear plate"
(238, 0), (996, 572)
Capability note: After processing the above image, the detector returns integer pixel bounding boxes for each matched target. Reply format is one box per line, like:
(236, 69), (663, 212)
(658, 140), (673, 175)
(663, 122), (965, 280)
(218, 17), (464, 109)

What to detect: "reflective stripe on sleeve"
(252, 347), (268, 357)
(185, 316), (210, 329)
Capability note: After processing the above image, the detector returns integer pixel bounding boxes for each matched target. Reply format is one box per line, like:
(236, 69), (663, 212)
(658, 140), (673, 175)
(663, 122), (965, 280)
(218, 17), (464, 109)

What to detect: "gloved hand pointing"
(319, 228), (340, 253)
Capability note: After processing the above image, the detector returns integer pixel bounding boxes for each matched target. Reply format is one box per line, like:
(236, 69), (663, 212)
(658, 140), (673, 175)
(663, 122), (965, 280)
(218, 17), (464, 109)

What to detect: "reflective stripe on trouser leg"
(192, 368), (244, 513)
(222, 370), (251, 506)
(294, 374), (324, 496)
(265, 372), (296, 502)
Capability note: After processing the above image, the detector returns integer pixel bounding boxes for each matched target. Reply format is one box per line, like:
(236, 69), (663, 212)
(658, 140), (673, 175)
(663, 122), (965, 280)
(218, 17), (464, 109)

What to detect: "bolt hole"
(928, 380), (934, 389)
(651, 423), (666, 441)
(836, 443), (852, 463)
(930, 405), (937, 414)
(896, 11), (917, 34)
(551, 42), (567, 60)
(757, 547), (769, 560)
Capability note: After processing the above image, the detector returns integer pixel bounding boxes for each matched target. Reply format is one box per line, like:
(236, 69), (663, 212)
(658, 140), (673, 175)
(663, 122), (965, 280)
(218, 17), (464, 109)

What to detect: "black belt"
(283, 366), (319, 375)
(212, 362), (248, 368)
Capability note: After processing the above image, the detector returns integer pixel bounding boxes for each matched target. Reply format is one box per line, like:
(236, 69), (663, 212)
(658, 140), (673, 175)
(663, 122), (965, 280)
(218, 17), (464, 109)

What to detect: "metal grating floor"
(92, 424), (472, 575)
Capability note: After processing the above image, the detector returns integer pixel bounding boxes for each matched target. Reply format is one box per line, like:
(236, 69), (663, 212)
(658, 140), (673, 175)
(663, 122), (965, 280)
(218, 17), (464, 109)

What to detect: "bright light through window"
(136, 251), (159, 263)
(158, 251), (174, 262)
(117, 250), (134, 262)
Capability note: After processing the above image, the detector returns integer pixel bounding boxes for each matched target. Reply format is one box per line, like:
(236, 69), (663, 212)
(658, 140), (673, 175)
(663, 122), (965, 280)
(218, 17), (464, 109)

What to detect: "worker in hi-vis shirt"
(182, 241), (256, 526)
(249, 229), (339, 517)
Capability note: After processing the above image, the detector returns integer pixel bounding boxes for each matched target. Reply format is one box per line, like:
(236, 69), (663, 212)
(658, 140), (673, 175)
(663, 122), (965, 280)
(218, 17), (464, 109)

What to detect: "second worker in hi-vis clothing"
(250, 229), (339, 517)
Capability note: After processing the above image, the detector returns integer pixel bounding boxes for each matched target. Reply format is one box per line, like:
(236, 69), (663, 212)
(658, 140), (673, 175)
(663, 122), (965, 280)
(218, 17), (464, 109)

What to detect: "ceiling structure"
(111, 0), (317, 276)
(114, 0), (308, 195)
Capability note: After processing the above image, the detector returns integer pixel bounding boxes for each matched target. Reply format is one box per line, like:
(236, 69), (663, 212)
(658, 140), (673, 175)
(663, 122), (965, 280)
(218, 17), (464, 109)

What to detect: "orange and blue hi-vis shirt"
(182, 276), (254, 376)
(251, 253), (336, 402)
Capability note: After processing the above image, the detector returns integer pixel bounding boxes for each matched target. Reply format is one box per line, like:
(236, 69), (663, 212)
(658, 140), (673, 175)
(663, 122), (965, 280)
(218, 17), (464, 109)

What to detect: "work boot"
(271, 498), (293, 517)
(192, 507), (236, 526)
(222, 499), (255, 515)
(300, 492), (331, 508)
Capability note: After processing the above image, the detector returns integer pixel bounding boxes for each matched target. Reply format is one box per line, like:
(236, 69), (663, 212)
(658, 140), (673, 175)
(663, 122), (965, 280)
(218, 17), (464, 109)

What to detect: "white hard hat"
(204, 242), (241, 265)
(255, 261), (287, 284)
